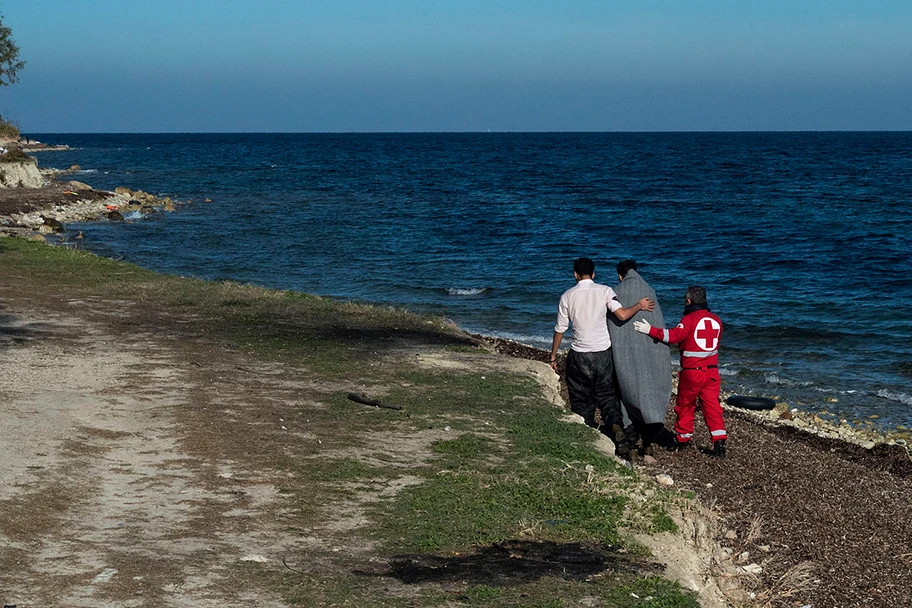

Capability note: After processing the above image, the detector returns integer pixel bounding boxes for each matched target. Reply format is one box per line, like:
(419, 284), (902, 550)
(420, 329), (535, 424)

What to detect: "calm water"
(29, 132), (912, 427)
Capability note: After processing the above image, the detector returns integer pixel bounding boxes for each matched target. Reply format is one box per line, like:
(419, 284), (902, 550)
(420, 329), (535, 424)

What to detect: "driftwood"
(347, 393), (402, 410)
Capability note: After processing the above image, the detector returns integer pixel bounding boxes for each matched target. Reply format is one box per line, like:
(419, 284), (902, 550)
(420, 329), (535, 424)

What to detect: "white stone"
(655, 474), (674, 486)
(240, 554), (269, 563)
(92, 568), (118, 584)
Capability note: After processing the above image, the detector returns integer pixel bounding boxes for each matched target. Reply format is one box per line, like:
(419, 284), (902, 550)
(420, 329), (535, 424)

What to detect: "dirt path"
(0, 300), (308, 607)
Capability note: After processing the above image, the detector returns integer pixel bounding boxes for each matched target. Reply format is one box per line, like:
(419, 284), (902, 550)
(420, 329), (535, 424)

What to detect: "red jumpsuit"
(648, 309), (726, 445)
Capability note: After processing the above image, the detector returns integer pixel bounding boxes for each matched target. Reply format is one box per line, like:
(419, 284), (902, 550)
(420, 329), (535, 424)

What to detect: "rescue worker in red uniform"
(633, 285), (727, 458)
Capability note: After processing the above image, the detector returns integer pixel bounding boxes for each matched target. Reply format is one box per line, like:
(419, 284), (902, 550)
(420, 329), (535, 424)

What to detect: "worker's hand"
(633, 319), (652, 334)
(638, 297), (655, 312)
(550, 358), (559, 373)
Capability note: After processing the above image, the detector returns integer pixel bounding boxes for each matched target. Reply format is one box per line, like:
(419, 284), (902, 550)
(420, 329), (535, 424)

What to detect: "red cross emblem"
(694, 318), (721, 350)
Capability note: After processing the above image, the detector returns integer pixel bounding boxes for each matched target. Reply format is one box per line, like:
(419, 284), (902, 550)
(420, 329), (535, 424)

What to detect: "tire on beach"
(725, 395), (776, 411)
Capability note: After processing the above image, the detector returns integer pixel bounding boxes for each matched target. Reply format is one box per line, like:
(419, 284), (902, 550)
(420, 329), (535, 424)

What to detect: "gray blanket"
(607, 269), (672, 426)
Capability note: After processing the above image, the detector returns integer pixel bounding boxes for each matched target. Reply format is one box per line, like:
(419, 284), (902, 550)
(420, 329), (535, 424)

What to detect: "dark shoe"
(669, 439), (692, 452)
(652, 427), (678, 449)
(713, 439), (727, 459)
(611, 424), (632, 460)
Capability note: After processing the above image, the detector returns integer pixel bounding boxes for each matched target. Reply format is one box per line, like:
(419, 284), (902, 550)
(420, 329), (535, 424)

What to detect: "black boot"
(713, 439), (727, 459)
(610, 424), (632, 460)
(669, 439), (692, 452)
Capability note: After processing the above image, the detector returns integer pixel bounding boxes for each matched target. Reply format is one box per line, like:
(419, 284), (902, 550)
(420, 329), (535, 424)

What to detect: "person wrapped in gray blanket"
(607, 260), (675, 454)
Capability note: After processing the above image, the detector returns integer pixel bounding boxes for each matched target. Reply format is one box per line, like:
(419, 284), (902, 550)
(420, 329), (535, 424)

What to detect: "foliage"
(0, 147), (30, 162)
(0, 114), (19, 140)
(0, 11), (24, 86)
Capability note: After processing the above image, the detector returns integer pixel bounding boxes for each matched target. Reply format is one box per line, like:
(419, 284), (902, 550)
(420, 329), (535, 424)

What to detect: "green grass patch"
(370, 372), (631, 552)
(0, 148), (34, 163)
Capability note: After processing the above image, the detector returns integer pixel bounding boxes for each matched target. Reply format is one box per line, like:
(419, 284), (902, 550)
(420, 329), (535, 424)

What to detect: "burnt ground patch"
(371, 540), (661, 587)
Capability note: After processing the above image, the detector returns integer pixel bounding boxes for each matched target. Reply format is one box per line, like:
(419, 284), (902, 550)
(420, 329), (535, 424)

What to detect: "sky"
(2, 0), (911, 132)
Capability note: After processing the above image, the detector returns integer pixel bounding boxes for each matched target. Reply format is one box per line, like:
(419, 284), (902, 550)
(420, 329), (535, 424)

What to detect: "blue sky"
(3, 1), (911, 132)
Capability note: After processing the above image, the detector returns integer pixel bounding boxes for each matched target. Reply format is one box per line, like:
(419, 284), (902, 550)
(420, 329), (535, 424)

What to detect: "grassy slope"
(0, 239), (699, 608)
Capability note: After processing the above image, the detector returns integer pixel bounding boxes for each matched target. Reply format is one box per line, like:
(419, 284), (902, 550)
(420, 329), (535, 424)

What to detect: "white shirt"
(554, 279), (623, 352)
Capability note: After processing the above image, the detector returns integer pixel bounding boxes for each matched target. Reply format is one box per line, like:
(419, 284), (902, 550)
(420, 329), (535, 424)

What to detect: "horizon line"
(22, 129), (912, 136)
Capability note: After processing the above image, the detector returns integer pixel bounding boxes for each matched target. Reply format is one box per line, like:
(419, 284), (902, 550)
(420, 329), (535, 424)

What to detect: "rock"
(39, 216), (65, 233)
(779, 410), (794, 420)
(239, 554), (269, 563)
(643, 455), (657, 465)
(0, 158), (43, 188)
(741, 563), (763, 574)
(655, 474), (674, 486)
(115, 186), (133, 196)
(106, 210), (124, 221)
(67, 180), (93, 191)
(28, 234), (46, 242)
(724, 529), (738, 540)
(738, 551), (750, 562)
(92, 567), (118, 584)
(759, 545), (771, 552)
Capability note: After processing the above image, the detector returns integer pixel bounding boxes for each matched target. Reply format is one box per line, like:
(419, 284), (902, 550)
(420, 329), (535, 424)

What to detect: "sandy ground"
(0, 300), (305, 607)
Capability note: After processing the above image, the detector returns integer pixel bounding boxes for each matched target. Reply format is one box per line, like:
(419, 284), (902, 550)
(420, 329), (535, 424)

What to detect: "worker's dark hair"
(616, 259), (638, 278)
(573, 257), (595, 277)
(686, 285), (707, 304)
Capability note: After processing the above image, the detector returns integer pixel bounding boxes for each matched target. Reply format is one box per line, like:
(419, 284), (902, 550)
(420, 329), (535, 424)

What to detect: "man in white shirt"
(550, 257), (655, 458)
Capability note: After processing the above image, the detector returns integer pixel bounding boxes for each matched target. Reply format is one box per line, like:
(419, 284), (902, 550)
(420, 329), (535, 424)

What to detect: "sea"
(27, 132), (912, 429)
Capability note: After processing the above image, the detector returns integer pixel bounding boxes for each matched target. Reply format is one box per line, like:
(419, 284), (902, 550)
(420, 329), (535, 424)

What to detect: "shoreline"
(4, 140), (909, 431)
(1, 166), (908, 450)
(476, 334), (912, 452)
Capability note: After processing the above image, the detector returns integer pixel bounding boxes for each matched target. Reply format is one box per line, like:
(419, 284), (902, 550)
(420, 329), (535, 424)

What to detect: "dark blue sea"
(28, 132), (912, 428)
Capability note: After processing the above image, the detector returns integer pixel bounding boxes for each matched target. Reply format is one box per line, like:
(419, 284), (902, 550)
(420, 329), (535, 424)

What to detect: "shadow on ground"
(362, 540), (661, 586)
(0, 313), (57, 349)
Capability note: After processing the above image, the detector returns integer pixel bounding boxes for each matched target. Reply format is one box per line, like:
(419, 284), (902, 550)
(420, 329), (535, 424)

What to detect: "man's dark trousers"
(565, 349), (622, 431)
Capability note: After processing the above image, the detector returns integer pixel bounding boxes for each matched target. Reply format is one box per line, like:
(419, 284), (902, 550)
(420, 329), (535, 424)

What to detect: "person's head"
(616, 259), (638, 280)
(685, 285), (707, 305)
(573, 257), (595, 280)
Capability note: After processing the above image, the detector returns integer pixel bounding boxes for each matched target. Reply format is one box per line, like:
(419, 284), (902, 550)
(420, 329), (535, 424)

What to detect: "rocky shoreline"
(479, 335), (911, 454)
(0, 172), (185, 241)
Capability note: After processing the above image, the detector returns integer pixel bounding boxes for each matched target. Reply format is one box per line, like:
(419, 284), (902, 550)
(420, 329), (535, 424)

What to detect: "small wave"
(477, 330), (549, 347)
(876, 389), (912, 406)
(764, 373), (812, 387)
(77, 169), (98, 174)
(446, 287), (489, 296)
(122, 211), (144, 221)
(718, 368), (739, 377)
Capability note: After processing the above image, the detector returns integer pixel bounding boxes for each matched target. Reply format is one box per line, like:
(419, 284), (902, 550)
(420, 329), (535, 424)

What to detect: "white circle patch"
(693, 318), (721, 351)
